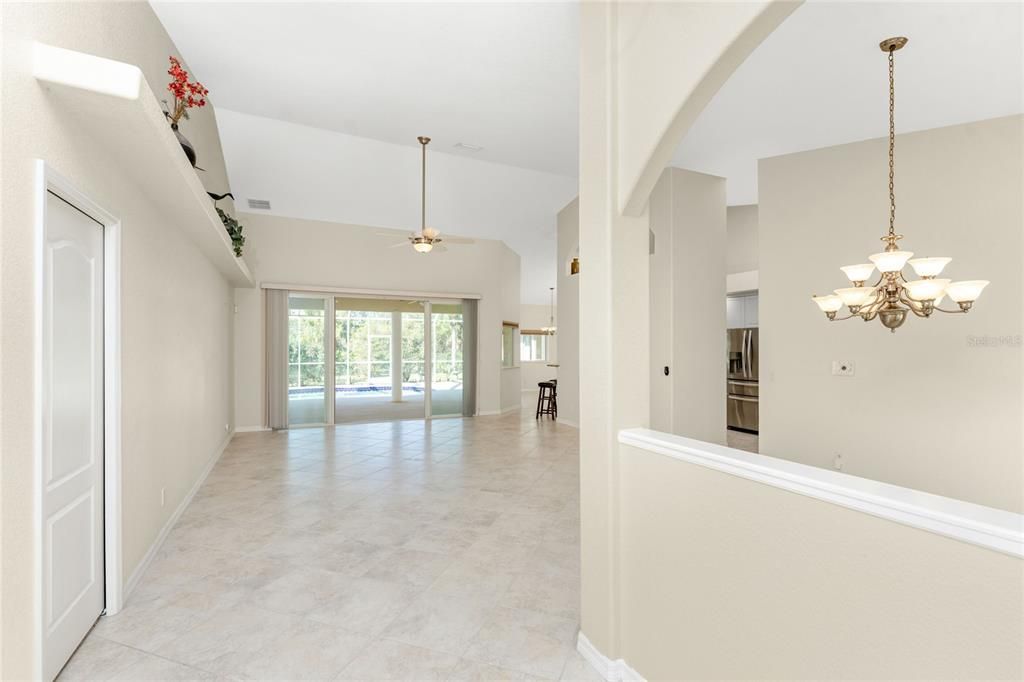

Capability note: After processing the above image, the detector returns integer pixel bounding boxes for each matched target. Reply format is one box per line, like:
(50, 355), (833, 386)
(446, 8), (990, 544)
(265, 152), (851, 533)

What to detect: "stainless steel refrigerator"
(727, 328), (758, 433)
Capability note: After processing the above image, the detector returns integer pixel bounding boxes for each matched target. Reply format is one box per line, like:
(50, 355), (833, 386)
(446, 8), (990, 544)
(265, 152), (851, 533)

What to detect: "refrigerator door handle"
(728, 395), (758, 403)
(744, 329), (751, 378)
(740, 330), (746, 378)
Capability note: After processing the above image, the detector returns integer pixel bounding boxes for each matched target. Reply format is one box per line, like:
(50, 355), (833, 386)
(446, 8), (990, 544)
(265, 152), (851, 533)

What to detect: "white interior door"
(41, 190), (105, 681)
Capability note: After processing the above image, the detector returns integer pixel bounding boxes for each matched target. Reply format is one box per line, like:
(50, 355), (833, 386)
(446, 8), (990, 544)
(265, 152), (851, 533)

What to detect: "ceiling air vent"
(453, 142), (483, 152)
(247, 198), (271, 210)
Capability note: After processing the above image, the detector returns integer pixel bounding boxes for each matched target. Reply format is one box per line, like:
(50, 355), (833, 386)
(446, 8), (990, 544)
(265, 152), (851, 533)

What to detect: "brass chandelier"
(811, 36), (988, 333)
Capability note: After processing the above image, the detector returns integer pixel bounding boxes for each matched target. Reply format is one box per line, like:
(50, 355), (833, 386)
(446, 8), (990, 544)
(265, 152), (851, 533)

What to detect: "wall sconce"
(570, 257), (580, 275)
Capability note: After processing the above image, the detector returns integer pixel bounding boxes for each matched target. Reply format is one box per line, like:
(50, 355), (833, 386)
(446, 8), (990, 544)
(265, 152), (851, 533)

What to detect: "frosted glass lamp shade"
(869, 250), (914, 272)
(834, 287), (876, 308)
(413, 241), (433, 253)
(812, 294), (844, 313)
(946, 280), (989, 303)
(908, 257), (951, 278)
(903, 278), (950, 302)
(840, 263), (875, 283)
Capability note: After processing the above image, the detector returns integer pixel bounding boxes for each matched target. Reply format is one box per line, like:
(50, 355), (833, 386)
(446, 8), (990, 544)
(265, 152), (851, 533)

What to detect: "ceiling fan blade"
(389, 241), (410, 248)
(444, 237), (476, 245)
(431, 245), (448, 253)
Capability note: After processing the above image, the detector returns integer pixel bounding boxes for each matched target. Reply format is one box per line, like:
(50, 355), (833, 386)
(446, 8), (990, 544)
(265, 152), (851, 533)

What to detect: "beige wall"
(1, 3), (237, 677)
(556, 198), (579, 427)
(618, 443), (1023, 680)
(726, 204), (758, 275)
(759, 115), (1023, 513)
(649, 168), (727, 442)
(577, 1), (795, 657)
(519, 304), (559, 393)
(499, 247), (523, 413)
(232, 213), (520, 426)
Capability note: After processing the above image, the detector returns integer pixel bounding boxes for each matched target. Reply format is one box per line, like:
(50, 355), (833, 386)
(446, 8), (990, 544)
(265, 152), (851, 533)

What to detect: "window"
(334, 309), (394, 387)
(501, 322), (517, 368)
(520, 332), (548, 362)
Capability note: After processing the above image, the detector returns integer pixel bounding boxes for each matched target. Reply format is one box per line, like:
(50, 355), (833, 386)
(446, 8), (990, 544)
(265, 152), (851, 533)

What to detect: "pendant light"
(811, 37), (988, 333)
(542, 287), (557, 335)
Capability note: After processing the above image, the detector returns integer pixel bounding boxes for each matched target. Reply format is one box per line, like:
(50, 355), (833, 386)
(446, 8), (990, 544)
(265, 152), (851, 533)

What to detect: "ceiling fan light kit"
(811, 36), (988, 333)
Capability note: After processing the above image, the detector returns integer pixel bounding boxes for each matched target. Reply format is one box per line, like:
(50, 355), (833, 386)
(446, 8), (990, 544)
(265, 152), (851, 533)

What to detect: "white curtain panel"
(265, 288), (289, 429)
(461, 299), (478, 417)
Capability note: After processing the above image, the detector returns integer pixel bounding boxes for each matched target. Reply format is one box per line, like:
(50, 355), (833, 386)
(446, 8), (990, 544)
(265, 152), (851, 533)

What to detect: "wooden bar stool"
(536, 380), (557, 420)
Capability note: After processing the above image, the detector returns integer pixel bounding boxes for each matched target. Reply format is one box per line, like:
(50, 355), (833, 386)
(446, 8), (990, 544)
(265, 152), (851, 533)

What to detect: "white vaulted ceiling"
(212, 108), (577, 302)
(151, 1), (1022, 302)
(673, 1), (1024, 206)
(151, 1), (579, 177)
(151, 1), (580, 304)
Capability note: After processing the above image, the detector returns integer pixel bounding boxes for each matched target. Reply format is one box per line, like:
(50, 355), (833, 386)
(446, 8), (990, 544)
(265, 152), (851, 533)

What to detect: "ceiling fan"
(382, 136), (475, 253)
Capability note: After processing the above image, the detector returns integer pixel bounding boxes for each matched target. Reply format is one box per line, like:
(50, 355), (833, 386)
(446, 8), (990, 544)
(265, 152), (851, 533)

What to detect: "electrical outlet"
(832, 360), (855, 377)
(833, 453), (843, 471)
(160, 488), (166, 507)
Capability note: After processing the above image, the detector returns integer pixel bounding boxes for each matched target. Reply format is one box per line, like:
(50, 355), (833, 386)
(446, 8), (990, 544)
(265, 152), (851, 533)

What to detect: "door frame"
(33, 161), (124, 677)
(279, 287), (471, 424)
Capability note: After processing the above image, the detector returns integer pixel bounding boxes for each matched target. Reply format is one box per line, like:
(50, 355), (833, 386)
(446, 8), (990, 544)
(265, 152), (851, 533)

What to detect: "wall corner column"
(578, 0), (651, 660)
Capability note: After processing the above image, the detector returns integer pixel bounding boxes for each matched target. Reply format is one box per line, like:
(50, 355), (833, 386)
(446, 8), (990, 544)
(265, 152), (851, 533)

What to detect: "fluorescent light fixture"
(33, 42), (142, 100)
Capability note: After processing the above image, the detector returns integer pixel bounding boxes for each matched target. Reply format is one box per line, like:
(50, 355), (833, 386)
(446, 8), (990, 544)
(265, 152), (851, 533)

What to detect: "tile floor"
(60, 406), (601, 681)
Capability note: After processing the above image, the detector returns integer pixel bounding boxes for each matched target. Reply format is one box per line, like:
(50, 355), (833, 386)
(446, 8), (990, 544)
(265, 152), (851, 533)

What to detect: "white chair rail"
(619, 428), (1023, 558)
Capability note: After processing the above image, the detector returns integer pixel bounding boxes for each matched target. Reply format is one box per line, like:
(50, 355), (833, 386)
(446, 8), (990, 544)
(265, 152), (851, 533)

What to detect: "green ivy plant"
(216, 207), (245, 257)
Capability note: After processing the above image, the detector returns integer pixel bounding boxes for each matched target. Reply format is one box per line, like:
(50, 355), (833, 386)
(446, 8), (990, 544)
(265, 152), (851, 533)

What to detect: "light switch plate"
(832, 360), (855, 377)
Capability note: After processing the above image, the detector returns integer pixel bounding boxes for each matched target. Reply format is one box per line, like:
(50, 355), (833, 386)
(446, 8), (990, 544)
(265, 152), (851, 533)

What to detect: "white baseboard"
(577, 631), (644, 682)
(558, 419), (579, 429)
(234, 425), (271, 432)
(122, 430), (234, 599)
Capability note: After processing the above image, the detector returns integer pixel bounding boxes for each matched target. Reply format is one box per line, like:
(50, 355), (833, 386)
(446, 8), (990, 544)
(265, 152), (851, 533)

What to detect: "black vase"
(170, 122), (197, 168)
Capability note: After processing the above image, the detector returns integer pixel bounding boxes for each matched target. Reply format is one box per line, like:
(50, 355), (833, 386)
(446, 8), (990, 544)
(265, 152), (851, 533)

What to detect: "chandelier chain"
(888, 46), (896, 237)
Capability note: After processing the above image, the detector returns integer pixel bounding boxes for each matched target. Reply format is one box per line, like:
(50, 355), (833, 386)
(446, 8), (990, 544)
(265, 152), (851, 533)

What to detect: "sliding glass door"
(429, 302), (463, 417)
(287, 295), (330, 425)
(285, 293), (467, 426)
(333, 302), (428, 424)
